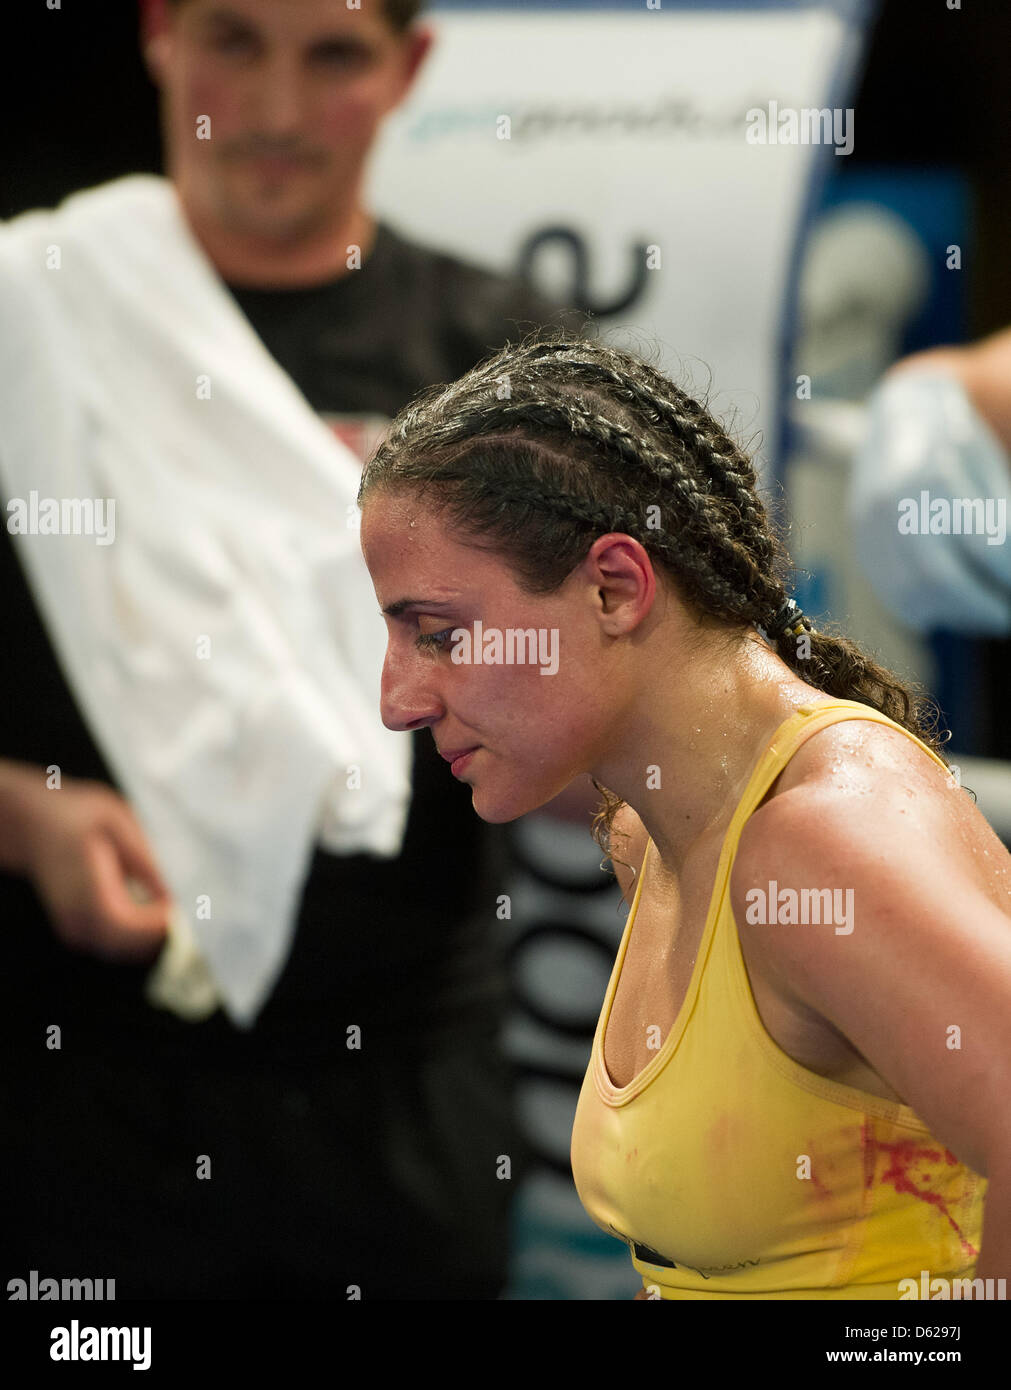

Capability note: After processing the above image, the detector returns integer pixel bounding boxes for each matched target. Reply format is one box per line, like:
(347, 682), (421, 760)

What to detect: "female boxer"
(357, 330), (1010, 1300)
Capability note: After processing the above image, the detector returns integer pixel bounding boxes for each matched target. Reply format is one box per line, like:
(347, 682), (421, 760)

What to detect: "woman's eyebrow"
(382, 598), (456, 618)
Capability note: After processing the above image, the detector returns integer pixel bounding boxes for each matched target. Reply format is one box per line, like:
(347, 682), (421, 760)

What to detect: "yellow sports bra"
(569, 699), (987, 1298)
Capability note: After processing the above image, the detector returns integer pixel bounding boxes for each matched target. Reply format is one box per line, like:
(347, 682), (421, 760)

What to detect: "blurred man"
(0, 0), (580, 1299)
(850, 327), (1011, 758)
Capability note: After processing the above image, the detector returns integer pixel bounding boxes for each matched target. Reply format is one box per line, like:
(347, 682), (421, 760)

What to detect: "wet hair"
(358, 326), (952, 857)
(164, 0), (426, 34)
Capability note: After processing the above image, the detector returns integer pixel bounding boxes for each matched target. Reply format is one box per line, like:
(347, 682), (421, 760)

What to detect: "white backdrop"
(368, 3), (864, 477)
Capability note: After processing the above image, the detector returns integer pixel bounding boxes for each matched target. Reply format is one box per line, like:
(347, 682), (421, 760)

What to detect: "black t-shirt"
(0, 218), (580, 1062)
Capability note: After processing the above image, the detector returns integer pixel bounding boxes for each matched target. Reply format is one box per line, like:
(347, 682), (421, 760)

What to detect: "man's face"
(149, 0), (430, 242)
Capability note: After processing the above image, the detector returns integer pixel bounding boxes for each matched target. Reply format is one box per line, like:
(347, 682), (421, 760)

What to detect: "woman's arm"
(974, 1163), (1011, 1292)
(729, 781), (1011, 1196)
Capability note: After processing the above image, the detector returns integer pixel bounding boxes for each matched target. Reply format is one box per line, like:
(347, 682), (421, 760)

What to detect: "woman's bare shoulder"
(741, 712), (997, 885)
(762, 712), (957, 811)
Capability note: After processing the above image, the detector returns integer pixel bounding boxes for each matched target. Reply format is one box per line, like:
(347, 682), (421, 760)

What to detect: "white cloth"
(0, 175), (412, 1026)
(849, 369), (1011, 636)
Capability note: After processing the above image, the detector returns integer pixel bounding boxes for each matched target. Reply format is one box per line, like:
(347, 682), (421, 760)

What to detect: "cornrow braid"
(401, 380), (779, 618)
(473, 463), (775, 626)
(494, 396), (770, 601)
(359, 324), (951, 852)
(470, 343), (779, 584)
(526, 352), (777, 571)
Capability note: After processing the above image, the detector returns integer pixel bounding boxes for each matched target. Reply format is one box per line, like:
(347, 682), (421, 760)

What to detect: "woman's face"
(359, 489), (625, 822)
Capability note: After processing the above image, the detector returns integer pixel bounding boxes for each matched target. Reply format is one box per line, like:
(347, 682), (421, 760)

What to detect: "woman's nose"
(380, 653), (442, 733)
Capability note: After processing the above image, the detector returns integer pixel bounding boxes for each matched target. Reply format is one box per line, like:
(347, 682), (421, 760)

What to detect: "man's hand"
(889, 326), (1011, 462)
(8, 764), (172, 962)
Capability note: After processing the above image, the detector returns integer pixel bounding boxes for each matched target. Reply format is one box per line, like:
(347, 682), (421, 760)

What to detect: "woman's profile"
(357, 329), (1010, 1300)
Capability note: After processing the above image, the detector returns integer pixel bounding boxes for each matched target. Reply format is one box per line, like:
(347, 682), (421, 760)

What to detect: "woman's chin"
(470, 791), (521, 824)
(470, 782), (555, 824)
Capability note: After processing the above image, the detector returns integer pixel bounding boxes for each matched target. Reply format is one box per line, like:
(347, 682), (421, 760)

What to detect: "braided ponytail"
(359, 326), (951, 852)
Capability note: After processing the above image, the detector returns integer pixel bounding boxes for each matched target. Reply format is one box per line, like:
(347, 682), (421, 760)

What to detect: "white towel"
(0, 175), (412, 1027)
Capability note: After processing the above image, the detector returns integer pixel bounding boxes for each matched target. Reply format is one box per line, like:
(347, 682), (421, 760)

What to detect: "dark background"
(4, 0), (1009, 760)
(5, 0), (1009, 336)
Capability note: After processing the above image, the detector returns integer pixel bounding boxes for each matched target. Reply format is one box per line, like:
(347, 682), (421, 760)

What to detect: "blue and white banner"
(368, 0), (872, 480)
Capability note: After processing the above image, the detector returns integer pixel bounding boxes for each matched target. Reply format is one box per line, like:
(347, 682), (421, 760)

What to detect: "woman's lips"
(440, 746), (480, 777)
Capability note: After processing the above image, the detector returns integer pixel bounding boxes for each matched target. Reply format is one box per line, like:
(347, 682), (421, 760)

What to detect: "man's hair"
(381, 0), (426, 29)
(164, 0), (426, 34)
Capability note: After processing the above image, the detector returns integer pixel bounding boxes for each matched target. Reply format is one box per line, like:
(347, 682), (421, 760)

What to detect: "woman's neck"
(591, 633), (825, 872)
